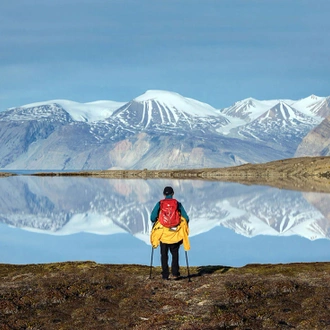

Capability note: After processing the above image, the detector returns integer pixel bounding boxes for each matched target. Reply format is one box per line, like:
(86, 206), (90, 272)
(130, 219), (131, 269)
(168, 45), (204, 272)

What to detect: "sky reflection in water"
(0, 176), (329, 266)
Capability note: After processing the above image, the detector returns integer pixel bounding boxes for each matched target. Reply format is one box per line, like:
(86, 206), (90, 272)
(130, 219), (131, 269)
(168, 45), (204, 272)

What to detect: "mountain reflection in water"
(0, 176), (329, 266)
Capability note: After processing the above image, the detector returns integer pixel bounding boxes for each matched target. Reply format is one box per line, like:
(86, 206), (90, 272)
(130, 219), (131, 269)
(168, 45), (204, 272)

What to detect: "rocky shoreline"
(1, 156), (328, 192)
(0, 261), (329, 329)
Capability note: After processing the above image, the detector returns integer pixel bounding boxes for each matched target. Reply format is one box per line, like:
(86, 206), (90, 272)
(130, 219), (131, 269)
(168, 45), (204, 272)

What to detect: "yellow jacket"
(150, 216), (190, 251)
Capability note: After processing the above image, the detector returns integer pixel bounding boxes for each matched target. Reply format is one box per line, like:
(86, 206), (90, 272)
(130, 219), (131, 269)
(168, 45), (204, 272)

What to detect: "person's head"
(163, 186), (174, 197)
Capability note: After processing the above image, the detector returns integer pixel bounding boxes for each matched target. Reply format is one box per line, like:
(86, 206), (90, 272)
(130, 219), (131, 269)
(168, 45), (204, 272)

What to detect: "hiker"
(150, 186), (190, 280)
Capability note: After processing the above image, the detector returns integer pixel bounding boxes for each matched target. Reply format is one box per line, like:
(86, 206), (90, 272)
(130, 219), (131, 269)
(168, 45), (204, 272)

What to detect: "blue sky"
(1, 0), (329, 111)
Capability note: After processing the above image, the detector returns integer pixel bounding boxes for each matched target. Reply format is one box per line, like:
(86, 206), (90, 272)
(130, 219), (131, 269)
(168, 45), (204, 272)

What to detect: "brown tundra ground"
(0, 262), (330, 329)
(1, 156), (330, 329)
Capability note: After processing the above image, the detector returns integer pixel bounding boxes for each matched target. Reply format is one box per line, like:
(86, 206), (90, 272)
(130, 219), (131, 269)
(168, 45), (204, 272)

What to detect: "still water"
(0, 176), (329, 266)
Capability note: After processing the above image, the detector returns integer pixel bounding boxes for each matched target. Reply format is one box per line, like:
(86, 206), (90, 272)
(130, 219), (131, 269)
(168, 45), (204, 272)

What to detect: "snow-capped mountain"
(0, 90), (328, 170)
(227, 102), (322, 154)
(0, 176), (329, 242)
(15, 99), (126, 122)
(109, 90), (229, 135)
(133, 90), (221, 117)
(294, 98), (330, 158)
(0, 103), (73, 123)
(219, 97), (280, 121)
(290, 95), (330, 118)
(220, 95), (329, 122)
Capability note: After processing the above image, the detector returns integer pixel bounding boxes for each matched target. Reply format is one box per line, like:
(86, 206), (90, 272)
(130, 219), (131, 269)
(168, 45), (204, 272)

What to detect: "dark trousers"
(160, 240), (183, 279)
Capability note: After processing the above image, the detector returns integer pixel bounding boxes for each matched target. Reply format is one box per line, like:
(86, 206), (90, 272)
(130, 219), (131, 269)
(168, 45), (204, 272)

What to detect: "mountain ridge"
(1, 90), (330, 170)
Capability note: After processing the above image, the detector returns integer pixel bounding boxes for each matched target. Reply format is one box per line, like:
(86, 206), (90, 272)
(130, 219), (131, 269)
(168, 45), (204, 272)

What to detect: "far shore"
(2, 156), (330, 192)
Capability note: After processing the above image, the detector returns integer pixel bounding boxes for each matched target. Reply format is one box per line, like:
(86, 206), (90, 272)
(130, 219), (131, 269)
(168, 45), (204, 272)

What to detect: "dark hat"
(163, 186), (174, 196)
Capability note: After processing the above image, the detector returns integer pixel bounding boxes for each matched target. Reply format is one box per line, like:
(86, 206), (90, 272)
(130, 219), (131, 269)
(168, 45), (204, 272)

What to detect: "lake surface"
(0, 176), (329, 267)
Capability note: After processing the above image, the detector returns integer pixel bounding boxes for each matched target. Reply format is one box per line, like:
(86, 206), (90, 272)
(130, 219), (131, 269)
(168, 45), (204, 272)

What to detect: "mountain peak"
(18, 99), (126, 123)
(221, 97), (280, 121)
(309, 94), (320, 100)
(265, 102), (296, 119)
(132, 90), (219, 117)
(290, 95), (328, 118)
(134, 90), (181, 102)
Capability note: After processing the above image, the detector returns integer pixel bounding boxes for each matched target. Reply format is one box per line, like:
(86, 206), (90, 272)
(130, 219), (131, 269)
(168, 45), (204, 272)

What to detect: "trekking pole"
(149, 247), (154, 279)
(185, 251), (192, 282)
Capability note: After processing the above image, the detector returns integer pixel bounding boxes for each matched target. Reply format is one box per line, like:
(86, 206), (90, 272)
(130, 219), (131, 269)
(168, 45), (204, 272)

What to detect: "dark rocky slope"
(296, 115), (330, 157)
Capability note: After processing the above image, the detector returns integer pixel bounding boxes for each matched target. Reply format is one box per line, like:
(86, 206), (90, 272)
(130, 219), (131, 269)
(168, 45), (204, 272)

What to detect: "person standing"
(150, 186), (190, 280)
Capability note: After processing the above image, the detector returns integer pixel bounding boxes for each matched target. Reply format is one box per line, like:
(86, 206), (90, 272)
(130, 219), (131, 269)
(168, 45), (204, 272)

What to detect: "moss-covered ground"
(0, 261), (329, 329)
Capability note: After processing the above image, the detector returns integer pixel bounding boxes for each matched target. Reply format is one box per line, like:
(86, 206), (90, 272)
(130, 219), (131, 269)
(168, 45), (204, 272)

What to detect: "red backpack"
(158, 198), (181, 228)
